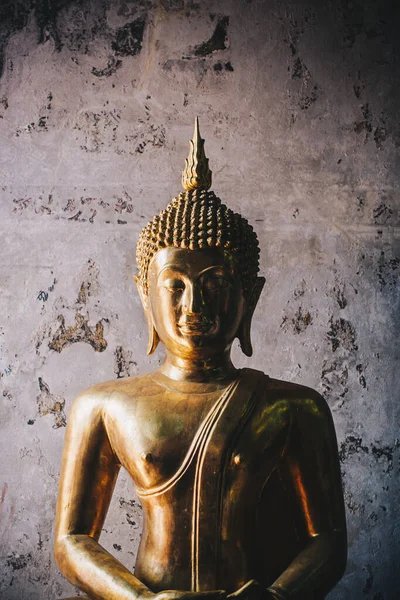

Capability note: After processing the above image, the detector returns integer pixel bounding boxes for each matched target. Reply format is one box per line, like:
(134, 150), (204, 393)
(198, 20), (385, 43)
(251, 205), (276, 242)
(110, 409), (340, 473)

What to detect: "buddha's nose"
(182, 281), (203, 315)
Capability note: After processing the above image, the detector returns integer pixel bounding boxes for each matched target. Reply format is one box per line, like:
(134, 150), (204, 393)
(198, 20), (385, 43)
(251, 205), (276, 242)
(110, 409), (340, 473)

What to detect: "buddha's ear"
(133, 276), (160, 355)
(237, 276), (265, 357)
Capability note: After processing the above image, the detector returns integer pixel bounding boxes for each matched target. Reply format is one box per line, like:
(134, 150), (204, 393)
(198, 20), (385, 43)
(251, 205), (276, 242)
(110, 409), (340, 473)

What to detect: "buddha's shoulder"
(70, 372), (159, 412)
(266, 376), (321, 398)
(244, 369), (327, 414)
(264, 375), (331, 418)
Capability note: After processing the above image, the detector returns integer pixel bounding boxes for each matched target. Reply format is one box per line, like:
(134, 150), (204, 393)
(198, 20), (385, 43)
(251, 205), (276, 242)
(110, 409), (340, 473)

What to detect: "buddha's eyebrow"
(157, 265), (187, 277)
(198, 265), (234, 278)
(157, 264), (233, 280)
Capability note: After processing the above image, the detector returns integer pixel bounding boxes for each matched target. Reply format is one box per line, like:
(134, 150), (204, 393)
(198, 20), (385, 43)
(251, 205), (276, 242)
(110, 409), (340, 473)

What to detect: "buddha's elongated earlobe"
(145, 320), (160, 355)
(237, 277), (265, 357)
(134, 276), (160, 355)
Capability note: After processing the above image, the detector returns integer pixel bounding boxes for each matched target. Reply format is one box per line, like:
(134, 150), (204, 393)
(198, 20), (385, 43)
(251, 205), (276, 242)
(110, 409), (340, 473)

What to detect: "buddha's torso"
(97, 369), (305, 593)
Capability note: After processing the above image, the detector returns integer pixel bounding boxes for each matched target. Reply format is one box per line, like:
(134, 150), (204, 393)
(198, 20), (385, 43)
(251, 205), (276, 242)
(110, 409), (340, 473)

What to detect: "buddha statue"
(54, 119), (347, 600)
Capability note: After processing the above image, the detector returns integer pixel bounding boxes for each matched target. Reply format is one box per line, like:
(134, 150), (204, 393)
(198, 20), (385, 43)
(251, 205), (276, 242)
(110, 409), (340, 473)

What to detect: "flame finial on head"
(182, 117), (212, 191)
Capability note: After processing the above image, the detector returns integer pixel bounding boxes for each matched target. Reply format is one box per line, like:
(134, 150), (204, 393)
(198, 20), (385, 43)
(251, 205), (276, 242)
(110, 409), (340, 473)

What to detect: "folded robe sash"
(136, 368), (267, 591)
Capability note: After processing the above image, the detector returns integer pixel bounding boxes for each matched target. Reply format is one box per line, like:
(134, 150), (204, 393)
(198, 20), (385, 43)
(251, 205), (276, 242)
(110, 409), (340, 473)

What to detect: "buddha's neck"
(160, 349), (237, 383)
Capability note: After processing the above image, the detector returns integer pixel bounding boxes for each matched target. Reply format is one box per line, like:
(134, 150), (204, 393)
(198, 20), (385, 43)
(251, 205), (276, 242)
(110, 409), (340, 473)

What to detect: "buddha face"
(145, 246), (245, 359)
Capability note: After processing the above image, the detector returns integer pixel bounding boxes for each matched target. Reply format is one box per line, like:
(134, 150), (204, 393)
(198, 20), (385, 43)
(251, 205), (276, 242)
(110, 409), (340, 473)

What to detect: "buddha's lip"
(178, 318), (213, 335)
(178, 325), (206, 336)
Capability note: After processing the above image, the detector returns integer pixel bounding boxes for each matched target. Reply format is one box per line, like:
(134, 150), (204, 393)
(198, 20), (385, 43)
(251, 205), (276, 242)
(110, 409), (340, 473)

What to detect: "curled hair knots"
(136, 190), (260, 296)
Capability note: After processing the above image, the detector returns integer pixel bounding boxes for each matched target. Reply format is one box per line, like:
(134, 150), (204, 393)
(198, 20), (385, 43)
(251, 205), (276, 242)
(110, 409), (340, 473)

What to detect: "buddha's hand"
(227, 580), (280, 600)
(152, 591), (227, 600)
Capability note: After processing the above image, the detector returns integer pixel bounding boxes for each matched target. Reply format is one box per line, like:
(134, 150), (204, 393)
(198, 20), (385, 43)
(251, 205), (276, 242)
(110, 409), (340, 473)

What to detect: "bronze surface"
(54, 121), (347, 600)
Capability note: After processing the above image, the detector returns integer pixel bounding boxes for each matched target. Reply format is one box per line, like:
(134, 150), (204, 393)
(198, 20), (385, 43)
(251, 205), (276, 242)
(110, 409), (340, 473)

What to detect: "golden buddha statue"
(54, 119), (347, 600)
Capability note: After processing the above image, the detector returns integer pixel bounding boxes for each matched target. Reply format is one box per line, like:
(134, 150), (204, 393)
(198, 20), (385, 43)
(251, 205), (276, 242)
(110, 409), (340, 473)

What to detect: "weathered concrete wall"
(0, 1), (399, 598)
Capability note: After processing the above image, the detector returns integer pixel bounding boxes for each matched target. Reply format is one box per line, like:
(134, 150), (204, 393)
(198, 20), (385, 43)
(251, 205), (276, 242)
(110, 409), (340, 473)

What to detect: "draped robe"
(134, 368), (297, 593)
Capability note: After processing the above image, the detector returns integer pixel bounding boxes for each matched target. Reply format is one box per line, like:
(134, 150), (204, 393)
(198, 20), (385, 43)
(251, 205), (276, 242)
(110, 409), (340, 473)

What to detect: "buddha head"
(135, 119), (265, 361)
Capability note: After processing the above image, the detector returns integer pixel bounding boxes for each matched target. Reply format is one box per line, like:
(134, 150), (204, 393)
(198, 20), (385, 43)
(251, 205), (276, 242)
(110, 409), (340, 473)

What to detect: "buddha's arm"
(54, 391), (153, 600)
(267, 392), (347, 600)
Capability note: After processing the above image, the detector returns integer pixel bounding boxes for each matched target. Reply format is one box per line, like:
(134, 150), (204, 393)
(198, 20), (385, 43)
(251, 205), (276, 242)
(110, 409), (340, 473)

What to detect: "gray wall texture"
(0, 0), (399, 598)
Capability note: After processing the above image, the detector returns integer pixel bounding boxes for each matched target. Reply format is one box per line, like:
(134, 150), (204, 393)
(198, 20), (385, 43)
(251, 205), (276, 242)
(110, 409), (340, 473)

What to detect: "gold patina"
(54, 120), (347, 600)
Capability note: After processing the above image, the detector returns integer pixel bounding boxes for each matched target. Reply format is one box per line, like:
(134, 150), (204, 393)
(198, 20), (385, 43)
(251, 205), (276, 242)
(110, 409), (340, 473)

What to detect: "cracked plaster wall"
(0, 1), (399, 598)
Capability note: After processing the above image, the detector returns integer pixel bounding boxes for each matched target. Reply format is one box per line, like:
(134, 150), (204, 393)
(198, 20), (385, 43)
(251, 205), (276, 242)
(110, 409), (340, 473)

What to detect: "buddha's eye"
(163, 278), (185, 293)
(203, 276), (230, 291)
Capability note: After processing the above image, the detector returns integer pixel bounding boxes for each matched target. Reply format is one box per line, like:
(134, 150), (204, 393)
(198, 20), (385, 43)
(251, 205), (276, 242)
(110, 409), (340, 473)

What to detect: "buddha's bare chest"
(105, 388), (290, 492)
(105, 390), (220, 485)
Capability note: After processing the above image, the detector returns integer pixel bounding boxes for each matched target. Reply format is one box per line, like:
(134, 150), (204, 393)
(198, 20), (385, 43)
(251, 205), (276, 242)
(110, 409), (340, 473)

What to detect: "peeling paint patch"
(10, 193), (143, 224)
(333, 285), (347, 309)
(339, 435), (370, 461)
(131, 123), (166, 154)
(291, 55), (311, 81)
(0, 95), (8, 118)
(194, 16), (229, 56)
(73, 109), (165, 155)
(299, 87), (318, 110)
(119, 497), (142, 509)
(356, 364), (367, 388)
(292, 306), (312, 334)
(15, 93), (54, 137)
(327, 317), (357, 353)
(112, 18), (146, 57)
(370, 441), (400, 472)
(293, 279), (306, 298)
(344, 490), (365, 515)
(162, 57), (209, 84)
(77, 259), (99, 304)
(0, 361), (12, 379)
(354, 104), (373, 138)
(37, 377), (66, 429)
(363, 564), (374, 594)
(114, 192), (134, 215)
(92, 56), (122, 77)
(48, 314), (107, 353)
(126, 512), (137, 526)
(213, 61), (234, 73)
(12, 197), (33, 213)
(75, 109), (121, 153)
(37, 277), (57, 303)
(0, 3), (30, 77)
(114, 346), (137, 378)
(1, 482), (8, 504)
(373, 201), (393, 225)
(377, 251), (400, 291)
(339, 436), (400, 473)
(6, 552), (32, 571)
(119, 495), (143, 531)
(281, 303), (312, 335)
(13, 195), (53, 215)
(321, 359), (349, 404)
(374, 124), (388, 149)
(16, 116), (49, 135)
(285, 22), (319, 113)
(356, 192), (366, 212)
(353, 84), (363, 99)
